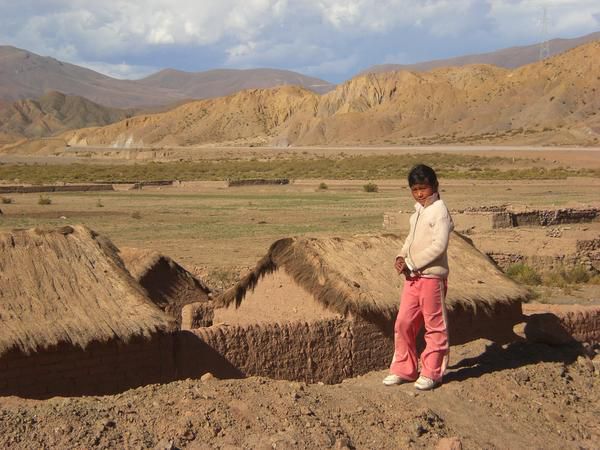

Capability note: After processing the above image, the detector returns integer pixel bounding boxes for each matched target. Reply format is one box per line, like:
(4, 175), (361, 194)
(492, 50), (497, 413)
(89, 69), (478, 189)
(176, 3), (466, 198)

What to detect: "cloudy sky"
(1, 0), (599, 82)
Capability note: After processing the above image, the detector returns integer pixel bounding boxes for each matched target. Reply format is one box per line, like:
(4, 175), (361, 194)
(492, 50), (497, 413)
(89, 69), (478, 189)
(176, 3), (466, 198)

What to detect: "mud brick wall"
(447, 301), (524, 345)
(0, 184), (114, 194)
(523, 304), (600, 345)
(486, 252), (596, 272)
(348, 316), (394, 376)
(491, 212), (515, 228)
(176, 320), (353, 384)
(0, 333), (175, 399)
(576, 239), (600, 271)
(227, 178), (289, 187)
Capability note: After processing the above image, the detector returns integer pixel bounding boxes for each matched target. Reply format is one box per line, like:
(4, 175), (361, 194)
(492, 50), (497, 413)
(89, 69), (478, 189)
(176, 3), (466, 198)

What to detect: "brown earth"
(0, 154), (599, 448)
(0, 338), (598, 449)
(59, 41), (600, 149)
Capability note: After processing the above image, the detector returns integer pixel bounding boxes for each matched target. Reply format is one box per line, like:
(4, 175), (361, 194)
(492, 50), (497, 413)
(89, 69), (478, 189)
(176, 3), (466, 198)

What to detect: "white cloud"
(76, 61), (159, 80)
(488, 0), (600, 41)
(0, 0), (599, 82)
(315, 0), (480, 34)
(295, 55), (360, 77)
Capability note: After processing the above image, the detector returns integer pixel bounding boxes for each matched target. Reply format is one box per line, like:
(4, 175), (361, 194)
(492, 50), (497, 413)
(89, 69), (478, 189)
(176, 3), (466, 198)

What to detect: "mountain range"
(0, 46), (334, 109)
(61, 40), (600, 149)
(363, 31), (600, 74)
(1, 32), (599, 151)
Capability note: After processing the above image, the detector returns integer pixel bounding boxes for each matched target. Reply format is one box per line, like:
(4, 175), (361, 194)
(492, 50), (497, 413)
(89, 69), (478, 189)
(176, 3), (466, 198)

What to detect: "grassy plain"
(1, 152), (599, 184)
(1, 149), (599, 287)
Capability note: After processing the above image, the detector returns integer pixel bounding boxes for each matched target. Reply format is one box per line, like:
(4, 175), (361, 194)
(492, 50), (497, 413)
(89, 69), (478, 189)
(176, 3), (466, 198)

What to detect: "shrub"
(38, 195), (52, 205)
(96, 198), (104, 208)
(131, 211), (142, 219)
(543, 265), (590, 287)
(1, 196), (14, 204)
(363, 182), (379, 193)
(505, 263), (541, 285)
(318, 182), (328, 190)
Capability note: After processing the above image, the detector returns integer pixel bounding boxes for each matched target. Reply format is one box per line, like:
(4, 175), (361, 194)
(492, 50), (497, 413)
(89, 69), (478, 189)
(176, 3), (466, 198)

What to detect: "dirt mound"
(64, 41), (600, 148)
(120, 247), (211, 327)
(0, 339), (597, 449)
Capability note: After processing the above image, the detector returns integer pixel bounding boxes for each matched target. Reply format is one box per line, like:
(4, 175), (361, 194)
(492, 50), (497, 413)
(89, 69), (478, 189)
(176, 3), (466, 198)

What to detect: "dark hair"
(408, 164), (438, 188)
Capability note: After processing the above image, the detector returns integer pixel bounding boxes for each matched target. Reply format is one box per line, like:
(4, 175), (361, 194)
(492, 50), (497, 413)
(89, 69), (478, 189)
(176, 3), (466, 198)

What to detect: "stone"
(200, 372), (215, 382)
(435, 437), (463, 450)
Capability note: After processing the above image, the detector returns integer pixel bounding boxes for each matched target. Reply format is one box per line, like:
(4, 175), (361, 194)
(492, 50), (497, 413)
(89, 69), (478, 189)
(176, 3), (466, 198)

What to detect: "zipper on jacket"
(407, 209), (421, 268)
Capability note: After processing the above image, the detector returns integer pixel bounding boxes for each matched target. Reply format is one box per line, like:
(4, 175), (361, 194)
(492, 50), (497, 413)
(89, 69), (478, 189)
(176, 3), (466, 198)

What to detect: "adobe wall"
(0, 333), (175, 399)
(448, 301), (523, 345)
(487, 238), (600, 272)
(176, 320), (353, 384)
(4, 302), (598, 398)
(0, 184), (114, 194)
(523, 304), (600, 345)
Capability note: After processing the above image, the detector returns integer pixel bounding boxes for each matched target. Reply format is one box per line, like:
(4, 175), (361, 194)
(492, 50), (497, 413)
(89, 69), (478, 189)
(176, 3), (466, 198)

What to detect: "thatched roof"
(215, 233), (530, 321)
(0, 225), (175, 356)
(120, 247), (211, 326)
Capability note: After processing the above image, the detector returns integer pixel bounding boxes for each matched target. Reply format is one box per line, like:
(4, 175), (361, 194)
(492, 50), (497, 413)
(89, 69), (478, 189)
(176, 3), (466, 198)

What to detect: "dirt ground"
(0, 339), (598, 450)
(1, 147), (599, 449)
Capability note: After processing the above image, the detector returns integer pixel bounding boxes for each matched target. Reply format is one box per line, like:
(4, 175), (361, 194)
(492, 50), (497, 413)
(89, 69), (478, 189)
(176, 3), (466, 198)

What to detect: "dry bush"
(363, 182), (379, 193)
(38, 195), (52, 205)
(505, 263), (541, 286)
(1, 196), (14, 204)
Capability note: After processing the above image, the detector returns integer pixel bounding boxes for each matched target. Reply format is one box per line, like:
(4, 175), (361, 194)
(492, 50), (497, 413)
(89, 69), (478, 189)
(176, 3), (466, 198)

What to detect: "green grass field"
(1, 153), (598, 183)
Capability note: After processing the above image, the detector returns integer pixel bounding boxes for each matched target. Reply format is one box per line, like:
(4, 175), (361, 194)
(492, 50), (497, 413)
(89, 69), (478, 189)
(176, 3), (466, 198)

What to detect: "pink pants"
(390, 277), (449, 382)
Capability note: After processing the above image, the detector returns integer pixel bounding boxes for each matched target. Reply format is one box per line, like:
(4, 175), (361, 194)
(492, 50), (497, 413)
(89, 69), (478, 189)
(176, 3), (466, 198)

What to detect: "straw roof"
(216, 233), (530, 321)
(0, 225), (175, 356)
(120, 247), (211, 325)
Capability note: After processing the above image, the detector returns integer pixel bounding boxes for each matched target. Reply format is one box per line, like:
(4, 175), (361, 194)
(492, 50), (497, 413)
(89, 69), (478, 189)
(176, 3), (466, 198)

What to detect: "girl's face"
(410, 183), (437, 206)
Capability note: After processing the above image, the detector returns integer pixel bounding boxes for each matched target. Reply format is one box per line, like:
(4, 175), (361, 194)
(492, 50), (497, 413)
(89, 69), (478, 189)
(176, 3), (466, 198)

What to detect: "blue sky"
(1, 0), (599, 82)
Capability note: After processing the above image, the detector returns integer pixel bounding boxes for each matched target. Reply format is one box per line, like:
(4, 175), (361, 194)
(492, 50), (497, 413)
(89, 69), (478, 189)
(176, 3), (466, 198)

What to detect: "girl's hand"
(394, 256), (406, 274)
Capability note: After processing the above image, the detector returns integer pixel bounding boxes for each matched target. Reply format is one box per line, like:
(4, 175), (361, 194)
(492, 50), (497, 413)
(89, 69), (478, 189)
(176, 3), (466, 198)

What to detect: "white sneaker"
(414, 375), (440, 391)
(383, 374), (410, 386)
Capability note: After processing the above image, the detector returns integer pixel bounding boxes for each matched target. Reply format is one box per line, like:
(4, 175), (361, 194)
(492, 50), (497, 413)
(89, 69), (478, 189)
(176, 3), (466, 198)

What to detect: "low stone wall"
(176, 320), (354, 384)
(4, 302), (597, 398)
(174, 302), (524, 384)
(486, 252), (597, 272)
(492, 208), (599, 228)
(448, 301), (524, 345)
(227, 178), (290, 187)
(0, 184), (114, 194)
(523, 304), (600, 345)
(0, 333), (174, 398)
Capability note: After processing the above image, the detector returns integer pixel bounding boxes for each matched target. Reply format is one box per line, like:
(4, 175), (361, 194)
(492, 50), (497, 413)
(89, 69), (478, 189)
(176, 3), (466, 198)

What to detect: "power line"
(539, 6), (551, 60)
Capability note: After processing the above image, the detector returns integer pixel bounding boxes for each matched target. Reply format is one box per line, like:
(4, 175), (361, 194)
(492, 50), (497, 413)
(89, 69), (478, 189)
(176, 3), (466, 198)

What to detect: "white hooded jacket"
(397, 193), (454, 278)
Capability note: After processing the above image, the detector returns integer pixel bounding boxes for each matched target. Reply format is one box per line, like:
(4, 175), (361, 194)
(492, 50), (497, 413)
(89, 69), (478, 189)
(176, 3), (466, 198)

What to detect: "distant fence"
(227, 178), (290, 187)
(0, 184), (114, 194)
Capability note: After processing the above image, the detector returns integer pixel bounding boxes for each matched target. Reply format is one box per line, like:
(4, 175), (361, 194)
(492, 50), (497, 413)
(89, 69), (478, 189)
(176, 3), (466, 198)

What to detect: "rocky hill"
(62, 41), (600, 148)
(0, 91), (135, 146)
(0, 46), (333, 108)
(364, 30), (600, 74)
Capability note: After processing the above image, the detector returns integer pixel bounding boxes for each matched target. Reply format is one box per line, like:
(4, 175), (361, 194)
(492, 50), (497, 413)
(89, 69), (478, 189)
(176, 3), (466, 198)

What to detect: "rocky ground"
(1, 339), (598, 450)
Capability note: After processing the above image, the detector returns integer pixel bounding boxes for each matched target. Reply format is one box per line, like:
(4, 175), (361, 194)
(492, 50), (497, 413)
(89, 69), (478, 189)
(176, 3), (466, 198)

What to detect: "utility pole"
(539, 6), (551, 60)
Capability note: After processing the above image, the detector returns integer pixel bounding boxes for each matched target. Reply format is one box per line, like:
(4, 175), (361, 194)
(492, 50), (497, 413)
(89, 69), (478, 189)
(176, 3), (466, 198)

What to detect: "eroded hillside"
(58, 41), (600, 148)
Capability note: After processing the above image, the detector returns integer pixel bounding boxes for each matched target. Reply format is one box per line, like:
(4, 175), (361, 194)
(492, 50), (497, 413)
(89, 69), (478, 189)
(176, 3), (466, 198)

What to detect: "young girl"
(383, 164), (454, 390)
